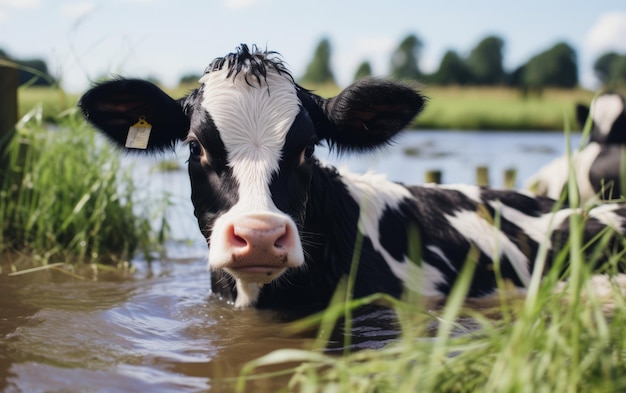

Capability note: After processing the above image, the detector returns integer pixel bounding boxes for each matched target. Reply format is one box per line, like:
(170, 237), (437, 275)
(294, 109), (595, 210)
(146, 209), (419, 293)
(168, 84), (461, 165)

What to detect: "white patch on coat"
(426, 245), (457, 273)
(586, 203), (626, 230)
(199, 68), (303, 306)
(445, 209), (532, 287)
(525, 143), (602, 202)
(234, 281), (261, 308)
(591, 94), (624, 138)
(487, 199), (573, 246)
(338, 169), (446, 296)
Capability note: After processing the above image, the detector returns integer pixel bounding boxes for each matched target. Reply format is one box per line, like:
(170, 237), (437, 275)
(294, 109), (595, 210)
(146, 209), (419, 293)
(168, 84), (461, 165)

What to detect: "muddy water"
(0, 243), (401, 392)
(0, 255), (301, 392)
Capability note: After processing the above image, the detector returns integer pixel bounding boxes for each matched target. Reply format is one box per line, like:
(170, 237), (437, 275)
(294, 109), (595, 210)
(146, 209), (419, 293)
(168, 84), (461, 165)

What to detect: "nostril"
(228, 224), (248, 248)
(273, 226), (291, 250)
(233, 234), (247, 247)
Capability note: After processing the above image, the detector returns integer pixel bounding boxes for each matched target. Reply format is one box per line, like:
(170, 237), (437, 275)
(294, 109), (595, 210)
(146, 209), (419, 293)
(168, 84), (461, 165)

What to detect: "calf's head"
(577, 93), (626, 144)
(79, 44), (426, 306)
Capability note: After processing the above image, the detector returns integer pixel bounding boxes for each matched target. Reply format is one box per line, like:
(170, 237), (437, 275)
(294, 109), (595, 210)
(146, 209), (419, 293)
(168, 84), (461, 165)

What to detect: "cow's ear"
(299, 79), (427, 152)
(79, 79), (190, 152)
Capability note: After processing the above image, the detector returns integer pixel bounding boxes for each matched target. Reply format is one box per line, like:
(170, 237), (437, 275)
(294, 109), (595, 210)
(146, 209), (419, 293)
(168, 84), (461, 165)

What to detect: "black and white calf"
(80, 45), (626, 309)
(525, 93), (626, 202)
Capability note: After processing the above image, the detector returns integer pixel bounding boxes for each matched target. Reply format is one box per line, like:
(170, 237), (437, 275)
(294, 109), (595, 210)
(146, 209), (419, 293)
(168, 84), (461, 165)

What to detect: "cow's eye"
(189, 140), (202, 157)
(304, 144), (315, 159)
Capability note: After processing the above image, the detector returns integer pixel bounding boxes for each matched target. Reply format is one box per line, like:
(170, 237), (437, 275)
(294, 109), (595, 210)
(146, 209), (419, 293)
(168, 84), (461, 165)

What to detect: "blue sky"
(1, 0), (625, 93)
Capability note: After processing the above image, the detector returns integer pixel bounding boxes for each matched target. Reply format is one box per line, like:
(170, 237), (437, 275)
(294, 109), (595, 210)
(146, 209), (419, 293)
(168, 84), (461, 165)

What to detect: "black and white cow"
(80, 45), (626, 309)
(525, 93), (626, 202)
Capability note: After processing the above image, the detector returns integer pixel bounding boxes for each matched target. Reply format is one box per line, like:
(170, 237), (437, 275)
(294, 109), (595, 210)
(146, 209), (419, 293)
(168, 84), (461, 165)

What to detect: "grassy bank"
(1, 105), (168, 270)
(417, 86), (595, 131)
(19, 85), (596, 131)
(240, 272), (626, 392)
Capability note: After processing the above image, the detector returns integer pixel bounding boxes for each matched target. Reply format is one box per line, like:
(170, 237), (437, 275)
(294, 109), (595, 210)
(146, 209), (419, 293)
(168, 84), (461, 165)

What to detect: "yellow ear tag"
(125, 116), (152, 149)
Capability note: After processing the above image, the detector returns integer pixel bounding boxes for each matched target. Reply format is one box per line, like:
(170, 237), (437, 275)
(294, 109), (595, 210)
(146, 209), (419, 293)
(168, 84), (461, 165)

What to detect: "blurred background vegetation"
(4, 33), (626, 93)
(4, 33), (625, 131)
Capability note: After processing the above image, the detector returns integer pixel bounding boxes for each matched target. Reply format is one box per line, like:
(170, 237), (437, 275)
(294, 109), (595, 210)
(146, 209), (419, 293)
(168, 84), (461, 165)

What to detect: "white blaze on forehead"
(199, 70), (300, 210)
(591, 94), (624, 137)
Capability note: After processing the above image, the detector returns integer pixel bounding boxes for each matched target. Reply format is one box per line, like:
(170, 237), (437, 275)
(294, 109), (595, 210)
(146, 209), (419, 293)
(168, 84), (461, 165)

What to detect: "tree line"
(3, 33), (625, 92)
(299, 35), (626, 91)
(0, 49), (56, 87)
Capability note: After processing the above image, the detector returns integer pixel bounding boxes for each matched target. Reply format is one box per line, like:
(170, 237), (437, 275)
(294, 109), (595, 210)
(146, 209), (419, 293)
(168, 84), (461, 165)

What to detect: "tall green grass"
(237, 219), (626, 393)
(0, 105), (168, 269)
(236, 116), (626, 392)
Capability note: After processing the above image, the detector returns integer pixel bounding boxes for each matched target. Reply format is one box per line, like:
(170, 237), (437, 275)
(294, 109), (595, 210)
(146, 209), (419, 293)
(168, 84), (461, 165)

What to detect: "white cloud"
(224, 0), (260, 9)
(60, 2), (95, 20)
(329, 36), (396, 86)
(0, 0), (40, 23)
(0, 0), (41, 8)
(354, 36), (395, 73)
(585, 12), (626, 54)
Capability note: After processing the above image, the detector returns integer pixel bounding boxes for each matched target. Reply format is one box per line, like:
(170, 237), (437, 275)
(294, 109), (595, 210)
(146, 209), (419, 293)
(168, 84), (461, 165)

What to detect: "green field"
(287, 83), (596, 131)
(417, 86), (595, 131)
(18, 84), (596, 131)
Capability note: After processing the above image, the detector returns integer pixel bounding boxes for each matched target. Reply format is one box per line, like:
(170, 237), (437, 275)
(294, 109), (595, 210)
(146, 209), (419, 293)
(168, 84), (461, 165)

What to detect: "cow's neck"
(305, 161), (414, 276)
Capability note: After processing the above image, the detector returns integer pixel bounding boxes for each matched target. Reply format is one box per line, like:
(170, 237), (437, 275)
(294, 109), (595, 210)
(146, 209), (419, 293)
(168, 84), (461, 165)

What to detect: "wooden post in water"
(424, 170), (442, 184)
(476, 166), (489, 187)
(503, 168), (517, 189)
(0, 65), (18, 148)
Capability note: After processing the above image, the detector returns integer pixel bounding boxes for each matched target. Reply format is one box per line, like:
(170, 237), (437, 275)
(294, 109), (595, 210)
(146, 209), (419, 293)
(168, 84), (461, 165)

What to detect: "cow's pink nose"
(228, 221), (290, 253)
(224, 215), (295, 271)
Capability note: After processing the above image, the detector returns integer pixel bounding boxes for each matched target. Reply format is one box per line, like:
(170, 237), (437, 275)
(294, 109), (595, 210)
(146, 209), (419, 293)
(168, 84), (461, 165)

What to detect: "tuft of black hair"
(204, 44), (294, 89)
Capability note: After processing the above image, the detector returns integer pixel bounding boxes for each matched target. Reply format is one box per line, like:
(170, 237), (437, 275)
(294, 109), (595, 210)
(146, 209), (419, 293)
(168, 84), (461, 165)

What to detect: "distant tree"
(432, 50), (472, 85)
(17, 59), (55, 86)
(300, 37), (336, 85)
(390, 34), (423, 80)
(609, 56), (626, 89)
(0, 49), (54, 86)
(594, 52), (620, 84)
(180, 73), (201, 85)
(507, 64), (525, 87)
(594, 52), (626, 88)
(353, 61), (372, 81)
(523, 42), (578, 89)
(467, 35), (505, 85)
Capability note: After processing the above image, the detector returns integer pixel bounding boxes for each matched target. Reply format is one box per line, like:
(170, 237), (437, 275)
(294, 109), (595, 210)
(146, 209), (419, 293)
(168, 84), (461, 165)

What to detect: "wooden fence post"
(424, 170), (442, 184)
(503, 168), (517, 189)
(0, 65), (18, 147)
(476, 166), (489, 187)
